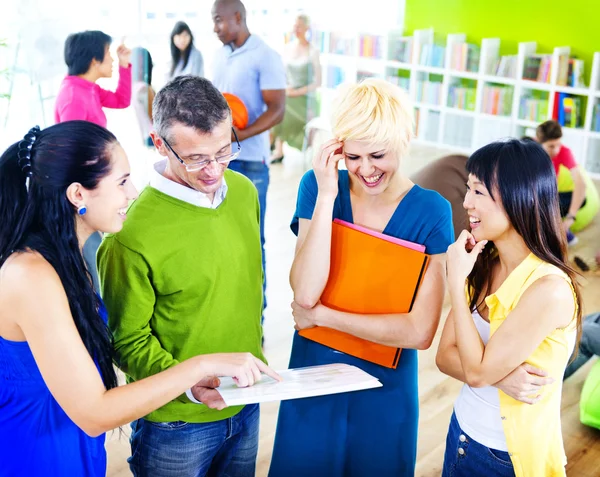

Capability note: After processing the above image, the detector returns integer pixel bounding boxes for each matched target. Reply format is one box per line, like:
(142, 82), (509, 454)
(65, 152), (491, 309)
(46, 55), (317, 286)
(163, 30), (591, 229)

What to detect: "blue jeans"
(128, 404), (259, 477)
(565, 313), (600, 379)
(442, 411), (515, 477)
(227, 160), (269, 319)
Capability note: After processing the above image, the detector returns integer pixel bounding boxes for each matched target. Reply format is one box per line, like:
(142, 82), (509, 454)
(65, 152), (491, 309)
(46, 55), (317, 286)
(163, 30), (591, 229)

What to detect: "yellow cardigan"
(484, 253), (577, 477)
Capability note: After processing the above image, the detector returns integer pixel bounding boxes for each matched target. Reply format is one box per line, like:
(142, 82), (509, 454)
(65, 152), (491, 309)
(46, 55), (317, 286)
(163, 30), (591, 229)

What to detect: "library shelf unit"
(314, 27), (600, 177)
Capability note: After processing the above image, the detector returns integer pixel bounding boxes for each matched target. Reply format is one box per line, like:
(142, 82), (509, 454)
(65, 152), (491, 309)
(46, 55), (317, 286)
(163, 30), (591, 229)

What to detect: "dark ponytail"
(0, 121), (119, 390)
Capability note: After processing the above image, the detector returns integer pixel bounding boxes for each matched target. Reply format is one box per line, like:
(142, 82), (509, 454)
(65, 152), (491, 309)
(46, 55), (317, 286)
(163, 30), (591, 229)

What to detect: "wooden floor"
(106, 145), (600, 476)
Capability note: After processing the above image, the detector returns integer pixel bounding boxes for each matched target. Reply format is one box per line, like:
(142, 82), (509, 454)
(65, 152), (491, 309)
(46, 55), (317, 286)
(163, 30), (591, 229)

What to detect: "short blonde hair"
(331, 78), (414, 157)
(296, 13), (310, 26)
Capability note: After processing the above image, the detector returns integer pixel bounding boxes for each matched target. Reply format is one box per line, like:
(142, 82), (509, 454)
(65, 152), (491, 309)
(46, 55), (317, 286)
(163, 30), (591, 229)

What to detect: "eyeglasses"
(162, 128), (241, 172)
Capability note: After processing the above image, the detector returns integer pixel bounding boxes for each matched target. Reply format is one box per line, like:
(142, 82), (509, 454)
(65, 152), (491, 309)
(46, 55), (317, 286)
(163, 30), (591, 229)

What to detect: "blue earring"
(77, 205), (87, 216)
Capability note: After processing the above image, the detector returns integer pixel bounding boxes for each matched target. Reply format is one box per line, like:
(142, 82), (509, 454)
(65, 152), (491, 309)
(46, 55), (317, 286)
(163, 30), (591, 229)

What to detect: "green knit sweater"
(97, 170), (265, 423)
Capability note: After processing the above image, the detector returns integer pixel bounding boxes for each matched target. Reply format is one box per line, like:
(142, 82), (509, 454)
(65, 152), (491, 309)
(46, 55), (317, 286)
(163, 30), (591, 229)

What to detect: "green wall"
(404, 0), (599, 82)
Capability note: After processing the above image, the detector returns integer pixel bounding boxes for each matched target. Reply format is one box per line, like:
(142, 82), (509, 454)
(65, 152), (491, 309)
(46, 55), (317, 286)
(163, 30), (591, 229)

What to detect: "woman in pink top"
(54, 30), (132, 128)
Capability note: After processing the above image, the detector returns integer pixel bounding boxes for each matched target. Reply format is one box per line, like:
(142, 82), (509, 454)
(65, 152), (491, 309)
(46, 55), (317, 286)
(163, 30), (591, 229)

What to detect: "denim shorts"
(442, 411), (515, 477)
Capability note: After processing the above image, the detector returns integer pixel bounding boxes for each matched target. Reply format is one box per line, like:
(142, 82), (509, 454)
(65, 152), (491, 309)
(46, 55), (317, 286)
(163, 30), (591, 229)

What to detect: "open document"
(215, 363), (382, 406)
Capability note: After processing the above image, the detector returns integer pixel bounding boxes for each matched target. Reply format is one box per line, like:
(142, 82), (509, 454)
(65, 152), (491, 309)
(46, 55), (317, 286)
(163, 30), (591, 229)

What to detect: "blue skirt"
(269, 332), (419, 477)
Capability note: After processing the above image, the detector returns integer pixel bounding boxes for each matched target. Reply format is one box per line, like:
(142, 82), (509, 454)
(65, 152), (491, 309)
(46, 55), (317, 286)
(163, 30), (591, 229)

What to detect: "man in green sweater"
(97, 75), (265, 477)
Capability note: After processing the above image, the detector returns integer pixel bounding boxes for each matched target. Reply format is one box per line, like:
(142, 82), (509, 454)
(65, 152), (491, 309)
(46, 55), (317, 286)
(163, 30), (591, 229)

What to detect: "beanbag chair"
(580, 359), (600, 430)
(557, 165), (600, 232)
(222, 93), (249, 130)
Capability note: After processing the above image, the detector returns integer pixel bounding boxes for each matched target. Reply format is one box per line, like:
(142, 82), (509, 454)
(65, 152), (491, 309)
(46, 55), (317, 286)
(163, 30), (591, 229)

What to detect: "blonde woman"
(270, 13), (321, 162)
(268, 79), (454, 476)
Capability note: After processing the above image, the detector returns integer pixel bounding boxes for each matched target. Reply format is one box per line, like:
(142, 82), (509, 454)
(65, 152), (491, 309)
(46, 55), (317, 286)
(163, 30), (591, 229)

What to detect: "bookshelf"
(313, 27), (600, 178)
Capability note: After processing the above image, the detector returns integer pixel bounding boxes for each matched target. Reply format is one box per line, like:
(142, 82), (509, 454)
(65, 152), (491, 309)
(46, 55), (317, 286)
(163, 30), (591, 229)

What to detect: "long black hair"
(466, 139), (583, 339)
(170, 21), (194, 77)
(0, 121), (119, 390)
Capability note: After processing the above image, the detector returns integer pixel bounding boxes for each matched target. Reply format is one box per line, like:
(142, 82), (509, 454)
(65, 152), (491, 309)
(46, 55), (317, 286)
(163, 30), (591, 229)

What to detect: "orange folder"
(299, 220), (430, 368)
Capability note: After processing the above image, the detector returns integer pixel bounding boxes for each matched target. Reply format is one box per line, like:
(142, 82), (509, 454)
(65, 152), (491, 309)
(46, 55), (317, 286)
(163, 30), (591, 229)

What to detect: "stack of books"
(481, 85), (514, 116)
(389, 36), (413, 63)
(416, 80), (443, 105)
(556, 55), (585, 87)
(419, 44), (445, 68)
(554, 93), (583, 128)
(450, 43), (480, 72)
(519, 95), (549, 121)
(358, 34), (384, 59)
(329, 33), (354, 55)
(523, 55), (552, 83)
(448, 85), (477, 111)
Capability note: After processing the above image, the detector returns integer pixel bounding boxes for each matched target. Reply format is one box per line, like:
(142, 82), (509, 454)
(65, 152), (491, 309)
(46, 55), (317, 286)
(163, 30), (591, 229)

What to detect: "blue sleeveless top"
(0, 299), (108, 476)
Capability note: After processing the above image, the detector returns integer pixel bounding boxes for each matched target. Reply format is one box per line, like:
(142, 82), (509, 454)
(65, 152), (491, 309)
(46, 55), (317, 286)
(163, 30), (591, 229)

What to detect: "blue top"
(212, 35), (286, 163)
(269, 170), (454, 477)
(291, 169), (453, 254)
(0, 299), (109, 476)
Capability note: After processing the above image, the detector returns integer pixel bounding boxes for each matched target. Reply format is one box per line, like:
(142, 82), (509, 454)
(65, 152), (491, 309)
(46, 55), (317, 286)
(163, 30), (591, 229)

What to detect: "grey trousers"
(564, 313), (600, 379)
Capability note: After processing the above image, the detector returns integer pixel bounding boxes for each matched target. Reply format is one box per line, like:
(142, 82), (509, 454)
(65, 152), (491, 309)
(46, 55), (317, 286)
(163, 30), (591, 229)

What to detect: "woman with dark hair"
(54, 30), (132, 128)
(169, 21), (204, 78)
(436, 139), (582, 476)
(131, 47), (156, 147)
(0, 121), (279, 476)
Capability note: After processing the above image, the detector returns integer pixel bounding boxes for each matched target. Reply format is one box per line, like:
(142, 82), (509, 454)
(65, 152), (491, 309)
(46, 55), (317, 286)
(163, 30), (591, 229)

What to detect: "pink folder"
(333, 219), (426, 253)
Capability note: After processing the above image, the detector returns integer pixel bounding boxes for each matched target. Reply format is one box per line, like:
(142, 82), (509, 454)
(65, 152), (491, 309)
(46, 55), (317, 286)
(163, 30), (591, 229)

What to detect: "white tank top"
(453, 310), (508, 451)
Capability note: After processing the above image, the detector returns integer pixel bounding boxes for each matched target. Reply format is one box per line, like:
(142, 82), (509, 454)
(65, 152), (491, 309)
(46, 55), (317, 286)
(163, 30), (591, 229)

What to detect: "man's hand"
(191, 376), (227, 410)
(494, 363), (554, 404)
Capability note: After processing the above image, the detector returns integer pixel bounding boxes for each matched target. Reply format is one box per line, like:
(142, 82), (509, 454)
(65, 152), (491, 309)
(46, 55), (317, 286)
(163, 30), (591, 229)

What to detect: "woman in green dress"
(271, 14), (321, 163)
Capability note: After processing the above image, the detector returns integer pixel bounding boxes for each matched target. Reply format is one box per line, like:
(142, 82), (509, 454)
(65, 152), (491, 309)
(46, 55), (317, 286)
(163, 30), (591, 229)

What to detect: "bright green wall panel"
(405, 0), (599, 81)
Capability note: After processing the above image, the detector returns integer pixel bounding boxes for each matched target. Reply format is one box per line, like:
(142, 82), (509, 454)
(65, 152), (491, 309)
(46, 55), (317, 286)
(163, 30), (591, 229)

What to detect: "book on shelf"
(519, 95), (549, 122)
(451, 42), (480, 72)
(523, 55), (552, 83)
(357, 70), (379, 82)
(448, 85), (476, 111)
(386, 75), (410, 91)
(316, 31), (327, 53)
(482, 85), (513, 116)
(419, 43), (445, 68)
(594, 103), (600, 132)
(326, 66), (345, 88)
(359, 34), (384, 59)
(493, 55), (517, 78)
(416, 80), (442, 105)
(555, 55), (586, 87)
(555, 93), (582, 128)
(389, 36), (413, 63)
(329, 33), (354, 55)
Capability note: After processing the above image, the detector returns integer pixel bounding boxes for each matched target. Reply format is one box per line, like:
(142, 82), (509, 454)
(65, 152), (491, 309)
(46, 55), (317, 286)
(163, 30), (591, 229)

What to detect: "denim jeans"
(227, 160), (269, 320)
(128, 404), (259, 477)
(442, 411), (515, 477)
(565, 313), (600, 379)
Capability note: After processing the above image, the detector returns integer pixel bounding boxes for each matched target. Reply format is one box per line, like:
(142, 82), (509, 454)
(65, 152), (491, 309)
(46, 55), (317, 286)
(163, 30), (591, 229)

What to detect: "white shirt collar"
(150, 159), (228, 209)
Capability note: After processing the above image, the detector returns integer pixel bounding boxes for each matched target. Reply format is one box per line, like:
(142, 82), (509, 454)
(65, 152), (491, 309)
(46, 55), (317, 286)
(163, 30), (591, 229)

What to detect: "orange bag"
(299, 220), (430, 368)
